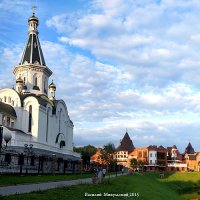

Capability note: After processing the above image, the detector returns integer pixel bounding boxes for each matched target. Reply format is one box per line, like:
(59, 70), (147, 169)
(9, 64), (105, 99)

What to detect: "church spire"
(19, 7), (46, 66)
(13, 8), (52, 96)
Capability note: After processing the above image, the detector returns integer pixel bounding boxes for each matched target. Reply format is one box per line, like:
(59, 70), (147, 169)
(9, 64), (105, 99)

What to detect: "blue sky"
(1, 0), (200, 152)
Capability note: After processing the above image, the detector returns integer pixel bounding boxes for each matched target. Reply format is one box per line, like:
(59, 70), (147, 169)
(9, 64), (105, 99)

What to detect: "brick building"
(167, 145), (187, 172)
(185, 153), (200, 171)
(127, 145), (167, 171)
(90, 148), (104, 165)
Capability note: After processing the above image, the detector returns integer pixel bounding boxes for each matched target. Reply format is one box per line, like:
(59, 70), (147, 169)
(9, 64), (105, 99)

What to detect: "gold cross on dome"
(32, 6), (37, 15)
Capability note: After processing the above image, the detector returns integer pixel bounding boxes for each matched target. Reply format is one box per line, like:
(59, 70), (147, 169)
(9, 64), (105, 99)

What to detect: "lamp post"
(24, 144), (33, 174)
(0, 125), (12, 153)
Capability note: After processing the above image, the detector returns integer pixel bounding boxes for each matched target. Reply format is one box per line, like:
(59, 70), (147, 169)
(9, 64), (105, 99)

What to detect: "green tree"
(74, 145), (97, 167)
(100, 143), (116, 170)
(137, 160), (146, 172)
(130, 158), (138, 170)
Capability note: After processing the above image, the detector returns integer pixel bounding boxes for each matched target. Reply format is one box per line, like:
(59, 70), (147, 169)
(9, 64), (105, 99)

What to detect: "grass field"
(1, 172), (200, 200)
(0, 173), (93, 186)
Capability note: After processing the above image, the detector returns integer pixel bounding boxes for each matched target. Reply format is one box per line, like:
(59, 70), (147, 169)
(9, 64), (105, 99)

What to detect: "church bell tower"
(13, 7), (52, 96)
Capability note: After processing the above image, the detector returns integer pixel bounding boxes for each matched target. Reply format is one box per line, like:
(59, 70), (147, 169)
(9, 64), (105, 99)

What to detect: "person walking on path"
(98, 168), (103, 183)
(102, 168), (106, 178)
(122, 167), (124, 175)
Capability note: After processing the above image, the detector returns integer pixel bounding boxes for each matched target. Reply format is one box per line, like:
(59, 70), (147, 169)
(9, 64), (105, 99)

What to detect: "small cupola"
(49, 80), (56, 100)
(28, 6), (39, 35)
(16, 77), (23, 93)
(16, 77), (23, 84)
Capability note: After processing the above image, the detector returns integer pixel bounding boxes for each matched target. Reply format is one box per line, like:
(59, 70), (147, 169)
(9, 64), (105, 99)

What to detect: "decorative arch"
(0, 88), (23, 107)
(55, 133), (66, 148)
(56, 100), (69, 116)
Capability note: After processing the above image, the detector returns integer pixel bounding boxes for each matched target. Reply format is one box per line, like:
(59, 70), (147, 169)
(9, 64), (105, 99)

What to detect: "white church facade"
(0, 11), (80, 173)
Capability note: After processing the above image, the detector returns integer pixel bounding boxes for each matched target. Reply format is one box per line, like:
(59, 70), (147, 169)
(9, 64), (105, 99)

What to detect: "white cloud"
(0, 45), (23, 87)
(46, 0), (200, 89)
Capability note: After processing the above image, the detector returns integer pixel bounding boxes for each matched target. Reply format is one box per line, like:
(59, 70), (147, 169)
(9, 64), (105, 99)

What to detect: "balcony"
(168, 163), (187, 168)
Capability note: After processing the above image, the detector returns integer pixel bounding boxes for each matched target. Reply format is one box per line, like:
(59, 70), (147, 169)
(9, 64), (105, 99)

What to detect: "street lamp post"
(0, 125), (12, 153)
(24, 144), (33, 174)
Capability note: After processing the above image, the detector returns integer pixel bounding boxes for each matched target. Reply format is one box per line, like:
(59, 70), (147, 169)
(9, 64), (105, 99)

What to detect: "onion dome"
(49, 81), (56, 90)
(28, 14), (39, 25)
(16, 77), (23, 84)
(28, 6), (39, 28)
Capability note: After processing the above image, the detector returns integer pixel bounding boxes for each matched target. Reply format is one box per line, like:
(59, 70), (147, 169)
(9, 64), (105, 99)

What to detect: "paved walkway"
(0, 173), (124, 196)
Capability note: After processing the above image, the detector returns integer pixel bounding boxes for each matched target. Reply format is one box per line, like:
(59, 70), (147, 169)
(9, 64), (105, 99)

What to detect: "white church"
(0, 10), (80, 173)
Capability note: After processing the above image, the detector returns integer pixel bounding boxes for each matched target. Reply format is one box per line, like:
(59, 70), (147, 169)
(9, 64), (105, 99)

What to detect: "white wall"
(0, 88), (75, 155)
(149, 150), (157, 164)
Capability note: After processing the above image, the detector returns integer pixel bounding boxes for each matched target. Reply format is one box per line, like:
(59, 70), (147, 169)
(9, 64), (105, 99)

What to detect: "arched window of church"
(35, 77), (37, 86)
(44, 77), (46, 92)
(28, 105), (32, 132)
(12, 100), (14, 106)
(8, 97), (11, 103)
(4, 96), (6, 102)
(24, 77), (26, 84)
(46, 108), (50, 142)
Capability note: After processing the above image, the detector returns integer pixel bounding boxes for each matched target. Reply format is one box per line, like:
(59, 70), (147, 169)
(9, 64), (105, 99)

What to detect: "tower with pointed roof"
(117, 131), (135, 153)
(13, 9), (52, 95)
(116, 131), (135, 166)
(184, 142), (195, 154)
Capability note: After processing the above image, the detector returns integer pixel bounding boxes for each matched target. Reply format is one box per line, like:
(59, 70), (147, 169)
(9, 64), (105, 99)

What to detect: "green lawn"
(161, 172), (200, 191)
(0, 173), (93, 186)
(1, 172), (200, 200)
